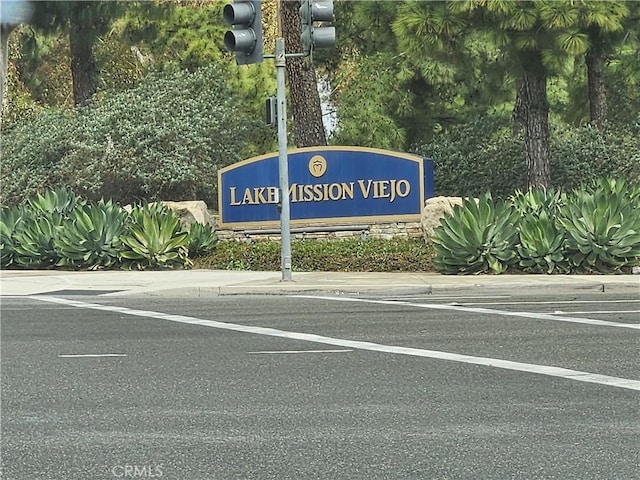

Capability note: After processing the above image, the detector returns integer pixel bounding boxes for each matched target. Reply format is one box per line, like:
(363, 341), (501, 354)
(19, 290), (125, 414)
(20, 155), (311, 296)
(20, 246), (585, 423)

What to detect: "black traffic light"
(300, 0), (335, 56)
(265, 96), (277, 126)
(223, 0), (263, 65)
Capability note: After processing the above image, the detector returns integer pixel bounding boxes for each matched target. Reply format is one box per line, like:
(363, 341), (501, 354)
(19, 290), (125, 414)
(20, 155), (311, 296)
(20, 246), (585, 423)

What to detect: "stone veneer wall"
(214, 215), (423, 242)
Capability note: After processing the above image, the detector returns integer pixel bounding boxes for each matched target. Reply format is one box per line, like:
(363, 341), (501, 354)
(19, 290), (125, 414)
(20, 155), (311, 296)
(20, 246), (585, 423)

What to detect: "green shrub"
(197, 240), (280, 271)
(516, 210), (570, 274)
(0, 110), (76, 205)
(12, 211), (62, 269)
(26, 186), (84, 215)
(292, 238), (434, 272)
(551, 126), (640, 190)
(510, 187), (565, 217)
(120, 203), (191, 270)
(0, 206), (26, 268)
(187, 222), (218, 259)
(195, 238), (434, 272)
(419, 117), (528, 198)
(419, 119), (640, 197)
(55, 200), (127, 270)
(510, 187), (569, 274)
(432, 193), (520, 274)
(558, 179), (640, 273)
(1, 65), (271, 207)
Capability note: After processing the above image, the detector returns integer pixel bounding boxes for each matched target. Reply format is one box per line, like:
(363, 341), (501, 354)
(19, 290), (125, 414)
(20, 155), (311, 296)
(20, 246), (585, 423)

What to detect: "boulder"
(421, 196), (476, 240)
(162, 201), (215, 230)
(122, 201), (215, 230)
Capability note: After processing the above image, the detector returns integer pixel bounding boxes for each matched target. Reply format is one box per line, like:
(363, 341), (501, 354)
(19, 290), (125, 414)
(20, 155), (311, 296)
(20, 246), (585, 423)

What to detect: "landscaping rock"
(162, 201), (215, 230)
(422, 196), (477, 240)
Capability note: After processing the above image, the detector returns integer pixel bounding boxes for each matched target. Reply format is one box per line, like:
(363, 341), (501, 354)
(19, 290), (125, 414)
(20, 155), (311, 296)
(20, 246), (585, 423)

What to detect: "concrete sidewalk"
(1, 269), (638, 297)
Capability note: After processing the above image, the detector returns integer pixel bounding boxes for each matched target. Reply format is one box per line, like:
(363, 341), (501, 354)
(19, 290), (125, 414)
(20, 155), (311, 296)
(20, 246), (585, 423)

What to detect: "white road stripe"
(548, 310), (640, 315)
(297, 295), (640, 330)
(247, 349), (352, 354)
(389, 295), (511, 300)
(32, 295), (640, 392)
(58, 354), (127, 358)
(460, 299), (640, 306)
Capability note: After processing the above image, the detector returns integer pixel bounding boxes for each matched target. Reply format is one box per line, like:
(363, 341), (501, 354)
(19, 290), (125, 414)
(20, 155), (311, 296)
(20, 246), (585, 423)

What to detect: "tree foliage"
(421, 116), (639, 198)
(25, 1), (125, 106)
(1, 65), (271, 207)
(2, 0), (639, 202)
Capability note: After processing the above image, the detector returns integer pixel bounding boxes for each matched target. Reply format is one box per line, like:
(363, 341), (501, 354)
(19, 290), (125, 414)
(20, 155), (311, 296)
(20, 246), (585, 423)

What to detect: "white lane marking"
(58, 354), (127, 358)
(247, 349), (352, 354)
(459, 299), (640, 306)
(549, 310), (640, 315)
(297, 295), (640, 330)
(31, 296), (640, 392)
(387, 295), (511, 300)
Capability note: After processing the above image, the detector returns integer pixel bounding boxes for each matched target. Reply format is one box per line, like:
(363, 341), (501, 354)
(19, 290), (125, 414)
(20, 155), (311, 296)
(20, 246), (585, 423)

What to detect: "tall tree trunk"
(520, 51), (550, 188)
(0, 25), (13, 125)
(280, 0), (327, 147)
(68, 21), (96, 106)
(512, 76), (526, 135)
(586, 45), (607, 131)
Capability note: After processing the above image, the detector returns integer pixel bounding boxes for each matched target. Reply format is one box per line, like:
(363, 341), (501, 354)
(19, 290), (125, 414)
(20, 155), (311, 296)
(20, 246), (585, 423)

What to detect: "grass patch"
(194, 238), (435, 272)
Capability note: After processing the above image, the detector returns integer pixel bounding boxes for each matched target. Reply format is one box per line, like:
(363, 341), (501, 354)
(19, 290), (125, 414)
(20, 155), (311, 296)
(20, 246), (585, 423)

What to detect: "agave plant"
(26, 186), (84, 216)
(558, 183), (640, 273)
(585, 177), (640, 204)
(187, 222), (217, 258)
(510, 186), (565, 216)
(55, 200), (128, 270)
(432, 193), (519, 274)
(12, 211), (63, 269)
(517, 210), (570, 274)
(0, 206), (26, 268)
(120, 203), (191, 270)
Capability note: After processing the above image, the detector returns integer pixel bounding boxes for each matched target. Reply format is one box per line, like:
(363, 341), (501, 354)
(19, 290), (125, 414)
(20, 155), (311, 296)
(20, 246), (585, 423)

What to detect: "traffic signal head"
(223, 0), (263, 65)
(300, 0), (335, 56)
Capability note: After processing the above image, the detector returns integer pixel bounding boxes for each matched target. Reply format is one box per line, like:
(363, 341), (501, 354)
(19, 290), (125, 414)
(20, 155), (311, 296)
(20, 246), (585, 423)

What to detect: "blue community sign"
(217, 146), (435, 228)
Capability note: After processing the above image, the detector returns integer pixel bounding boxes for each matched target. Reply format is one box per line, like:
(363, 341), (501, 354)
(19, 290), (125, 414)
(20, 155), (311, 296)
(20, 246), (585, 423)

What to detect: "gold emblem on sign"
(309, 155), (327, 178)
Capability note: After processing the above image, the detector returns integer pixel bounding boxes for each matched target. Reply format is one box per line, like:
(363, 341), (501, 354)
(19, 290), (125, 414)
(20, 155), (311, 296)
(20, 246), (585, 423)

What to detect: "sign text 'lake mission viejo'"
(218, 147), (434, 228)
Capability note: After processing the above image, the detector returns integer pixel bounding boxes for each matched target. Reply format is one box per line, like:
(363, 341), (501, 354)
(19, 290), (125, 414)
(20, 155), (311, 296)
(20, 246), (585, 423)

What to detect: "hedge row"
(421, 117), (640, 198)
(195, 237), (435, 272)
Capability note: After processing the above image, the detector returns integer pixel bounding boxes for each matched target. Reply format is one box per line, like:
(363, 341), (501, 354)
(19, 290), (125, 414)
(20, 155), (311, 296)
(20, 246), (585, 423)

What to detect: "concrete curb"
(1, 270), (637, 298)
(105, 281), (639, 298)
(428, 280), (640, 296)
(109, 285), (434, 298)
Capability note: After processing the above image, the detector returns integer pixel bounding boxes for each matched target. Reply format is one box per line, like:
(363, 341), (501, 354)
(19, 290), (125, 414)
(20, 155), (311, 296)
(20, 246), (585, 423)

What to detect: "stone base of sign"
(215, 219), (423, 242)
(206, 196), (473, 242)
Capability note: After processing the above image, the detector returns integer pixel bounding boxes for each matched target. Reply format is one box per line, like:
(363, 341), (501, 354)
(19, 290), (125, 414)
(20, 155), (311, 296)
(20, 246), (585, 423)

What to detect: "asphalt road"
(1, 290), (639, 480)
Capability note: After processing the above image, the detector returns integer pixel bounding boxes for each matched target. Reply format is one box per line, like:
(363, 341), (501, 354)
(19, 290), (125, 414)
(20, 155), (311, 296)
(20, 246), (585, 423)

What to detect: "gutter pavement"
(1, 269), (638, 297)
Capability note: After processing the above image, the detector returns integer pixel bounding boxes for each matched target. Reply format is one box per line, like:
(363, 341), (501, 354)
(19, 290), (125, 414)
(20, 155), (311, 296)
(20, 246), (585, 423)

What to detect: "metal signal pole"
(275, 36), (292, 282)
(226, 0), (333, 282)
